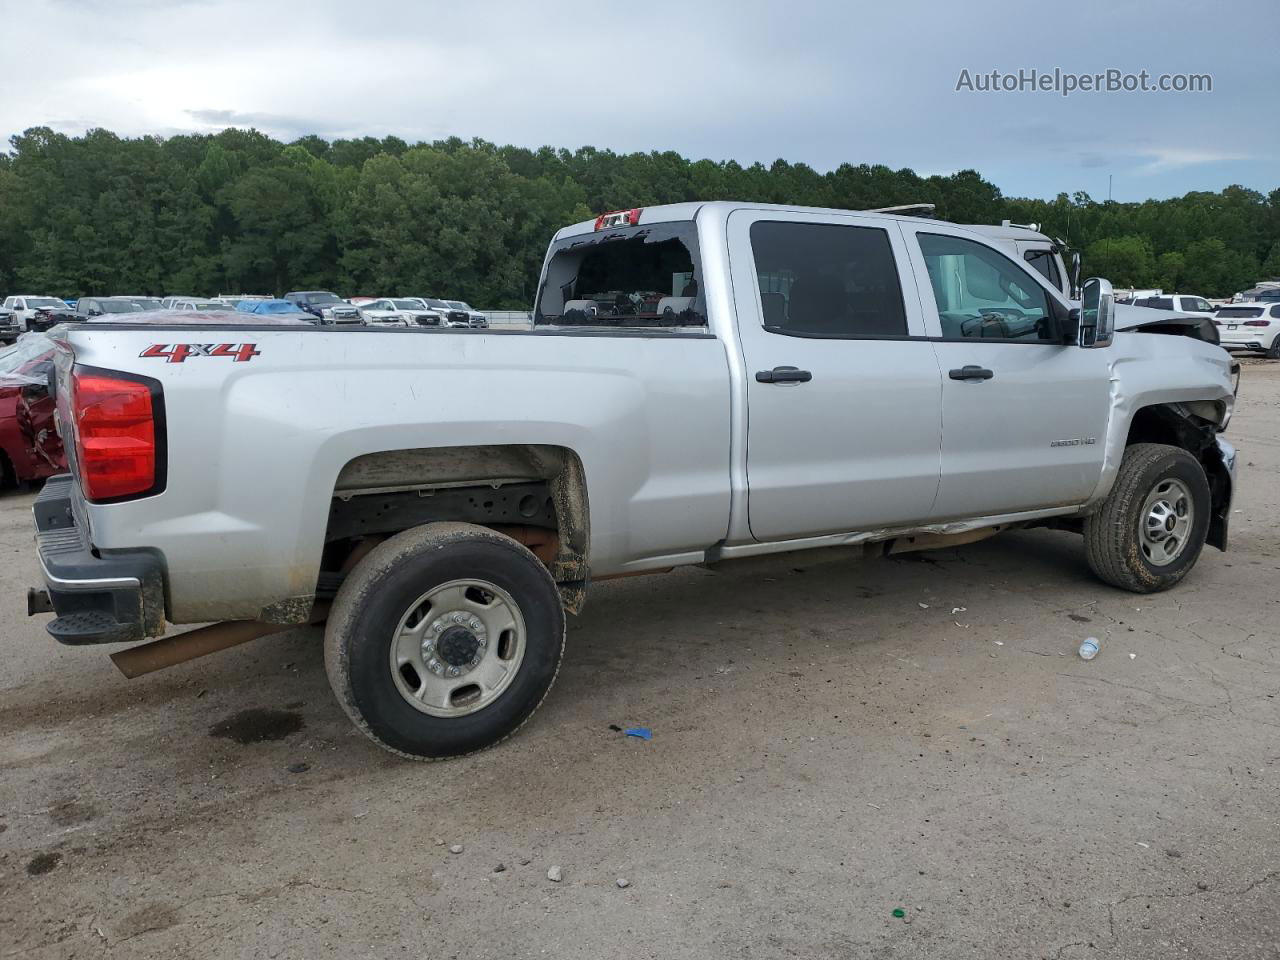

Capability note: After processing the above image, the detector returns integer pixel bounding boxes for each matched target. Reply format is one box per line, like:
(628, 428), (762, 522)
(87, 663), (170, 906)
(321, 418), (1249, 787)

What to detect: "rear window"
(1216, 307), (1264, 319)
(534, 222), (706, 327)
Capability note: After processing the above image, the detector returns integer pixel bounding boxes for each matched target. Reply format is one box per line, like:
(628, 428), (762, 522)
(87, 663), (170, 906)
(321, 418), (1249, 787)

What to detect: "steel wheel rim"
(1139, 478), (1194, 567)
(388, 578), (527, 717)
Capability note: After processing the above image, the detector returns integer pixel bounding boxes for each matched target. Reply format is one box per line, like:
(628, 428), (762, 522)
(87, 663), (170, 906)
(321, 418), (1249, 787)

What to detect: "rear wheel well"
(319, 444), (590, 611)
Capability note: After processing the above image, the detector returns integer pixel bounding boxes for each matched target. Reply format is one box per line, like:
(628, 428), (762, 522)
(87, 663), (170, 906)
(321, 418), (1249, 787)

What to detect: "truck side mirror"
(1079, 277), (1115, 348)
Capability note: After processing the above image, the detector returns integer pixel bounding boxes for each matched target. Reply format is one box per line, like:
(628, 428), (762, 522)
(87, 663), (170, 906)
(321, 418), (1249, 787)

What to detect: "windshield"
(392, 299), (421, 310)
(26, 298), (65, 309)
(99, 300), (143, 314)
(1257, 290), (1280, 303)
(131, 298), (162, 310)
(447, 301), (471, 311)
(425, 299), (451, 309)
(307, 292), (341, 305)
(534, 222), (706, 327)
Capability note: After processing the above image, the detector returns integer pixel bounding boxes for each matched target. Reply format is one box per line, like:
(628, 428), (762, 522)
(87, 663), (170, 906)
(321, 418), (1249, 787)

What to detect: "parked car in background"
(1234, 283), (1280, 304)
(445, 300), (489, 327)
(419, 297), (486, 328)
(284, 291), (365, 326)
(1215, 302), (1280, 358)
(236, 299), (321, 323)
(3, 296), (69, 332)
(0, 306), (22, 343)
(359, 298), (444, 327)
(0, 333), (63, 488)
(123, 297), (165, 311)
(219, 294), (271, 308)
(75, 296), (148, 320)
(166, 299), (236, 312)
(28, 304), (80, 332)
(1133, 294), (1216, 315)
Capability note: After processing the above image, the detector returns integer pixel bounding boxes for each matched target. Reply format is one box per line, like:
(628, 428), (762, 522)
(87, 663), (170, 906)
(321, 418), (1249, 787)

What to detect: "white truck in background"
(29, 201), (1238, 760)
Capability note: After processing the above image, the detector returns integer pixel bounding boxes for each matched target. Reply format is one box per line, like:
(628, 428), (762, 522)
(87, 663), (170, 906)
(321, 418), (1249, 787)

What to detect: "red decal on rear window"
(139, 344), (260, 363)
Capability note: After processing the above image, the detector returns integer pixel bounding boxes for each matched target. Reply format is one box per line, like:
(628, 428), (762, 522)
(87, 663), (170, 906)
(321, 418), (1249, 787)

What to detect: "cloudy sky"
(3, 0), (1276, 202)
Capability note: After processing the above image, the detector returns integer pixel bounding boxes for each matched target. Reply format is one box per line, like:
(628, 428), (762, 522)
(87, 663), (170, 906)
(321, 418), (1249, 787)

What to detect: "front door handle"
(948, 365), (995, 381)
(756, 366), (813, 384)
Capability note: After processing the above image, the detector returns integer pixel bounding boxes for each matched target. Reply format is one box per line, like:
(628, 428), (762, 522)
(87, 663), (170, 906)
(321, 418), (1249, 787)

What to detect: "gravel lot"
(2, 363), (1278, 960)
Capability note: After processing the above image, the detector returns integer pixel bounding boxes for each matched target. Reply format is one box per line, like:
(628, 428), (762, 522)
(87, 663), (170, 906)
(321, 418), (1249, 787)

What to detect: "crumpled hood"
(1114, 303), (1219, 345)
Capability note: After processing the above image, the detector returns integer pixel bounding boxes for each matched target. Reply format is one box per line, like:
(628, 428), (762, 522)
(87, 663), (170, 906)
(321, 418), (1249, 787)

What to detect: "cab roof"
(553, 200), (1015, 244)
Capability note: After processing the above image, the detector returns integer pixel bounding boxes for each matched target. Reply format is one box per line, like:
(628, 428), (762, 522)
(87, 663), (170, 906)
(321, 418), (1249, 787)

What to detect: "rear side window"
(749, 221), (907, 338)
(1272, 306), (1280, 319)
(535, 222), (705, 327)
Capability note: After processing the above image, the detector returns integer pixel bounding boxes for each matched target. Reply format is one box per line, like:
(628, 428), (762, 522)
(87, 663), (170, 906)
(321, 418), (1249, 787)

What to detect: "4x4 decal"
(140, 343), (261, 363)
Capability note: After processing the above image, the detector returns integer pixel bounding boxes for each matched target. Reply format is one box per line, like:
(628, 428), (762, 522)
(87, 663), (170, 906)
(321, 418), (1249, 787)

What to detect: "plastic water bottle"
(1078, 637), (1100, 661)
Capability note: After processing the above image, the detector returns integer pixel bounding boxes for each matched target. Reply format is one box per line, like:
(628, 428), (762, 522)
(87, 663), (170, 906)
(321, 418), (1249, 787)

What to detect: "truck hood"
(1114, 303), (1219, 345)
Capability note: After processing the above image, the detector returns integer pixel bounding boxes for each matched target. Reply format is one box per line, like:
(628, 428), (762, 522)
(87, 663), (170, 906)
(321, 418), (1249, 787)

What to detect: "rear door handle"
(755, 366), (813, 384)
(948, 365), (995, 381)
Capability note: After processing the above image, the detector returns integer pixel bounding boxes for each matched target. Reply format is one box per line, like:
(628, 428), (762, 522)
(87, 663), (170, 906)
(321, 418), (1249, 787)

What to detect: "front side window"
(535, 222), (705, 327)
(918, 233), (1055, 341)
(749, 220), (907, 338)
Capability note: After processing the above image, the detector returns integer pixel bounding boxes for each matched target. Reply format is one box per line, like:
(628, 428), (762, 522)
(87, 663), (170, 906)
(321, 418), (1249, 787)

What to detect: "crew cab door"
(900, 225), (1110, 520)
(728, 210), (944, 541)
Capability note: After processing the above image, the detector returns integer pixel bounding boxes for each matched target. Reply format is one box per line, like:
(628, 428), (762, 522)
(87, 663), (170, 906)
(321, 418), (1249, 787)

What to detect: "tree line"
(0, 126), (1276, 306)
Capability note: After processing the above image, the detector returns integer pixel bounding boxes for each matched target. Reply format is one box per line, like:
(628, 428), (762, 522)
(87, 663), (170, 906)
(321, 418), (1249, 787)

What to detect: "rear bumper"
(30, 475), (166, 644)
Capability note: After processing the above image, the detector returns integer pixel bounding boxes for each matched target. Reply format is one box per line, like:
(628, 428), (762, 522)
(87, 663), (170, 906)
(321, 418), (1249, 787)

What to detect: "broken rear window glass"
(534, 222), (706, 328)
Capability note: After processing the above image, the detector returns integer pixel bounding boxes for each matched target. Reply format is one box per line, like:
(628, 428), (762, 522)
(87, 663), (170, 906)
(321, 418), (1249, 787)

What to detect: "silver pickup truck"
(30, 201), (1238, 759)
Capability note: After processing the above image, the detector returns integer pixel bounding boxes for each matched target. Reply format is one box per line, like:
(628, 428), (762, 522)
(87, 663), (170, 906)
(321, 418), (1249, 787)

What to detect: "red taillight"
(594, 207), (643, 231)
(71, 370), (159, 501)
(1244, 320), (1271, 327)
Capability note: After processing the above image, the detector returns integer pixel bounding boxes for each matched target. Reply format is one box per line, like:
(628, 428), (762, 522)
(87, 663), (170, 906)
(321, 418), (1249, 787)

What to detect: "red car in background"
(0, 334), (64, 488)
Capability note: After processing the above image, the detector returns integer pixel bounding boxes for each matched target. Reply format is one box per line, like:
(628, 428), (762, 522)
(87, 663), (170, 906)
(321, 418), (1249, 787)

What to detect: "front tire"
(325, 522), (565, 759)
(1084, 443), (1211, 593)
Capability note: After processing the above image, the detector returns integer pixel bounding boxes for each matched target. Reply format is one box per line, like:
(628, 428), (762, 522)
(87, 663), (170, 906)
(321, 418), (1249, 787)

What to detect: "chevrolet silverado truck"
(29, 201), (1238, 760)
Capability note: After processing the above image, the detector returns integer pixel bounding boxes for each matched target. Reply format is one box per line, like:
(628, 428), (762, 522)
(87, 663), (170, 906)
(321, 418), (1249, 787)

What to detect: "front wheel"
(1084, 443), (1211, 593)
(325, 522), (565, 759)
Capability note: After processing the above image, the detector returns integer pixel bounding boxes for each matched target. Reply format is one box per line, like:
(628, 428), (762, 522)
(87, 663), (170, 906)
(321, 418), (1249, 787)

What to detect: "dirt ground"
(1, 363), (1278, 960)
